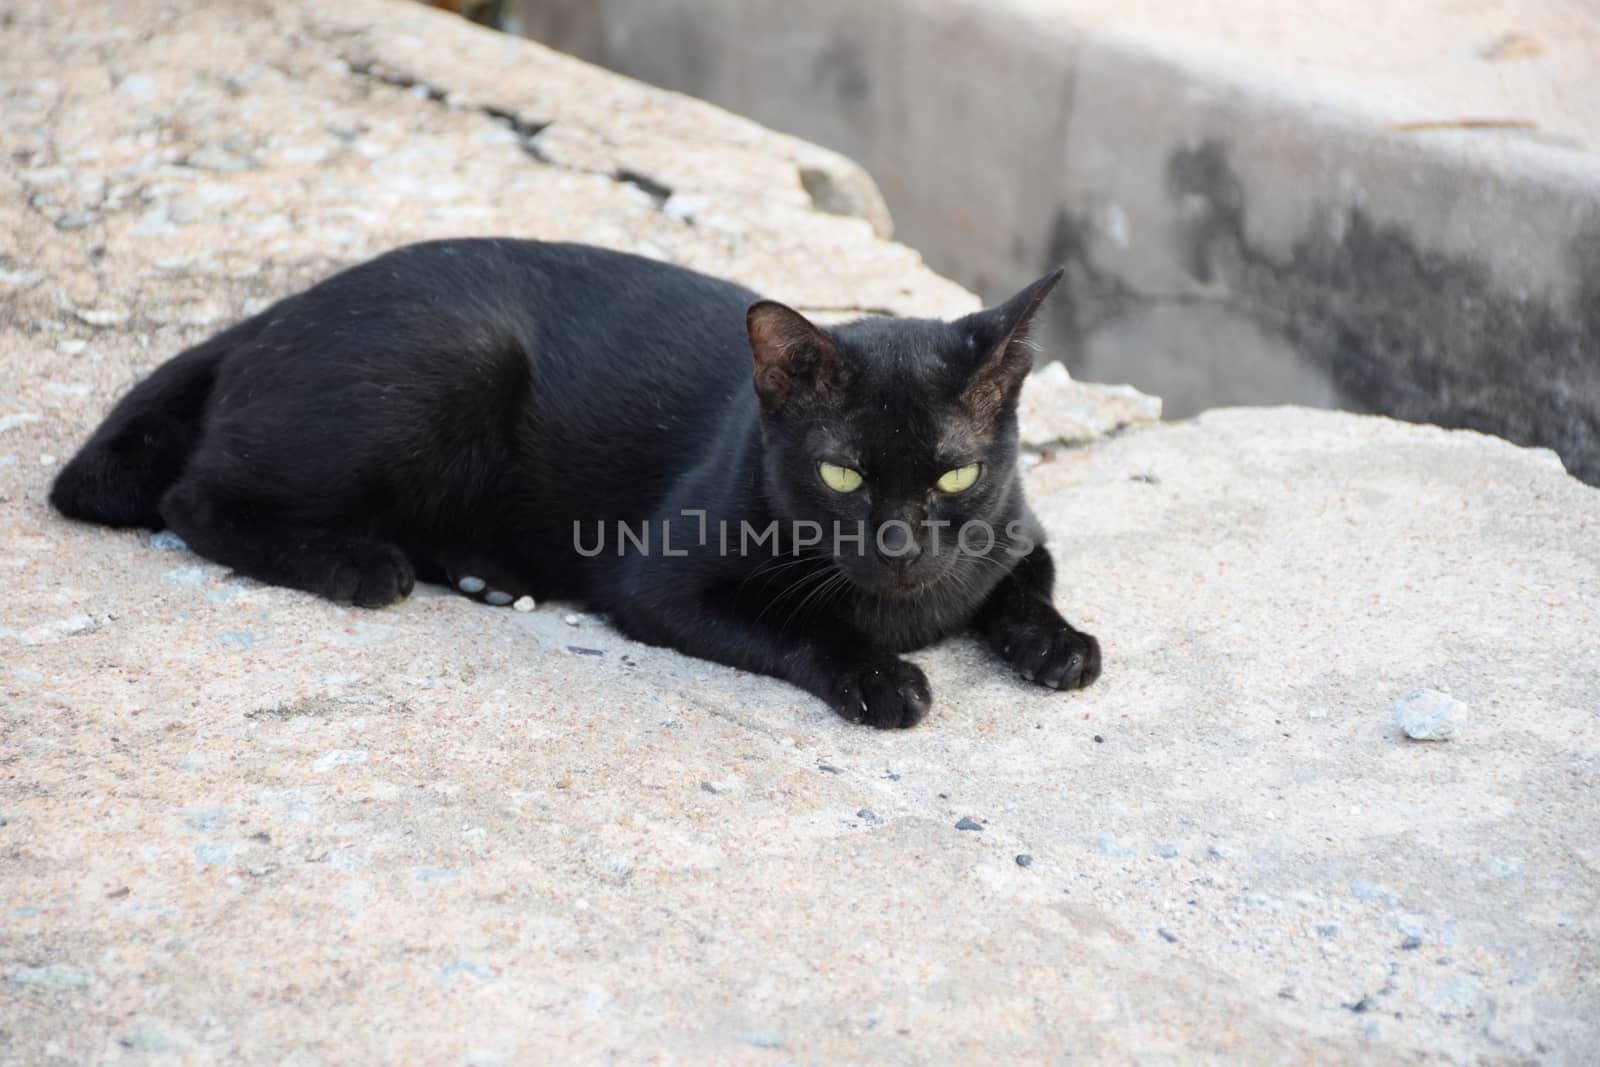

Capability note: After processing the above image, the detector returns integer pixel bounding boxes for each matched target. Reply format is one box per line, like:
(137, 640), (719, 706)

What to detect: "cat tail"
(50, 323), (244, 529)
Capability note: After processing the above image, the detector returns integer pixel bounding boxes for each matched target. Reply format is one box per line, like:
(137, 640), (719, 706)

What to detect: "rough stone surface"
(4, 1), (1600, 1064)
(511, 0), (1600, 483)
(1017, 361), (1162, 449)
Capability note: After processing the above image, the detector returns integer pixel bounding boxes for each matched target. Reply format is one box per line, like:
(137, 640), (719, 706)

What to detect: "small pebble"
(484, 590), (513, 606)
(857, 808), (883, 825)
(56, 210), (99, 231)
(1393, 688), (1468, 740)
(75, 307), (128, 327)
(120, 1018), (189, 1053)
(954, 816), (984, 831)
(1156, 843), (1179, 859)
(1157, 928), (1179, 943)
(149, 529), (188, 551)
(512, 595), (535, 613)
(1401, 935), (1422, 950)
(566, 646), (603, 657)
(1015, 853), (1033, 868)
(564, 613), (582, 626)
(6, 963), (91, 990)
(457, 576), (486, 594)
(1097, 836), (1136, 858)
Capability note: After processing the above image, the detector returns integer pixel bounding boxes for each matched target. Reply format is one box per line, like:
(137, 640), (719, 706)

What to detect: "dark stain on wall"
(1049, 140), (1599, 483)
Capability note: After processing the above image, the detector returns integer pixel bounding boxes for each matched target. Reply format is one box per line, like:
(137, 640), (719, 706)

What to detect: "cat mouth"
(858, 570), (937, 599)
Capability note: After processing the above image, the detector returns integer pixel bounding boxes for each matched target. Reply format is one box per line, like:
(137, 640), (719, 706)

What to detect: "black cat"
(51, 239), (1099, 727)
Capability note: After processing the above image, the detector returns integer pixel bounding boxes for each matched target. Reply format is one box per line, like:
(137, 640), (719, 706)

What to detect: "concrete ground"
(3, 0), (1599, 1063)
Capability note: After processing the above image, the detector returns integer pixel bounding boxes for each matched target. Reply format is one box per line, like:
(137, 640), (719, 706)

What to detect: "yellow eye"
(819, 462), (863, 493)
(936, 464), (981, 493)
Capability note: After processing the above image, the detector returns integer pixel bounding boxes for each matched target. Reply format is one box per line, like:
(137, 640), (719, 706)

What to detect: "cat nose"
(875, 531), (923, 567)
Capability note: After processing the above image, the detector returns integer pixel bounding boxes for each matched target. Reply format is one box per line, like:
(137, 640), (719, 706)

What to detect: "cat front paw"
(324, 541), (416, 608)
(992, 619), (1101, 691)
(828, 656), (932, 730)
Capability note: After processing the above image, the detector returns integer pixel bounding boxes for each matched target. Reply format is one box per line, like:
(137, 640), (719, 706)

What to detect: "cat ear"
(957, 268), (1064, 419)
(747, 301), (846, 413)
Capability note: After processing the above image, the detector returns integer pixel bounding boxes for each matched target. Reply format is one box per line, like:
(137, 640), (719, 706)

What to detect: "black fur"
(52, 239), (1099, 727)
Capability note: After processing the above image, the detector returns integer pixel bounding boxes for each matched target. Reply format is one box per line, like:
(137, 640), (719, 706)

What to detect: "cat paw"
(828, 657), (932, 729)
(324, 542), (415, 608)
(993, 620), (1101, 690)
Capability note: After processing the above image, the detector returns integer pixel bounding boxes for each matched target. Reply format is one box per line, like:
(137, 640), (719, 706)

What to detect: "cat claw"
(993, 620), (1099, 691)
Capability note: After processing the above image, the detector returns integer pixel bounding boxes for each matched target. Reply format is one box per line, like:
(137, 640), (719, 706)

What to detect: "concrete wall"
(508, 0), (1600, 484)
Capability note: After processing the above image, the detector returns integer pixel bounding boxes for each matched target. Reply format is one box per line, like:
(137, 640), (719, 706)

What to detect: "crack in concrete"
(341, 54), (690, 214)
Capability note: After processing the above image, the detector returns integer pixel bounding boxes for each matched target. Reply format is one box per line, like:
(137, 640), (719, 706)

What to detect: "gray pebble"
(116, 73), (157, 99)
(954, 816), (984, 831)
(440, 961), (494, 982)
(484, 590), (513, 606)
(120, 1019), (189, 1053)
(740, 1032), (785, 1049)
(1097, 835), (1136, 858)
(56, 211), (100, 231)
(1401, 935), (1422, 950)
(1156, 843), (1179, 859)
(149, 529), (188, 551)
(7, 963), (91, 990)
(1015, 853), (1033, 867)
(857, 808), (884, 825)
(75, 306), (128, 327)
(1157, 927), (1179, 943)
(457, 575), (486, 594)
(1393, 688), (1468, 740)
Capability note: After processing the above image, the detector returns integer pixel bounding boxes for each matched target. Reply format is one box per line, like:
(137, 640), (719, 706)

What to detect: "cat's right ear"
(747, 301), (846, 413)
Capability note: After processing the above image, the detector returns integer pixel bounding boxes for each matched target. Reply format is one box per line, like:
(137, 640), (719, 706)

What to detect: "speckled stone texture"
(3, 0), (1599, 1063)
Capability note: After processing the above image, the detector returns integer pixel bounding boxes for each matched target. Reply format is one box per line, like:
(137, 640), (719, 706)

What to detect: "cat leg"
(973, 544), (1101, 690)
(159, 477), (414, 608)
(614, 579), (931, 729)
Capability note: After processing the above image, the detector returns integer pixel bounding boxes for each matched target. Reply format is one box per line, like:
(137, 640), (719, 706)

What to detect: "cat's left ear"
(748, 301), (847, 413)
(957, 268), (1064, 419)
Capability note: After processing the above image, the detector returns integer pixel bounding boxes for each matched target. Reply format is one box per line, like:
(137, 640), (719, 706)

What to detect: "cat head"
(746, 270), (1061, 597)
